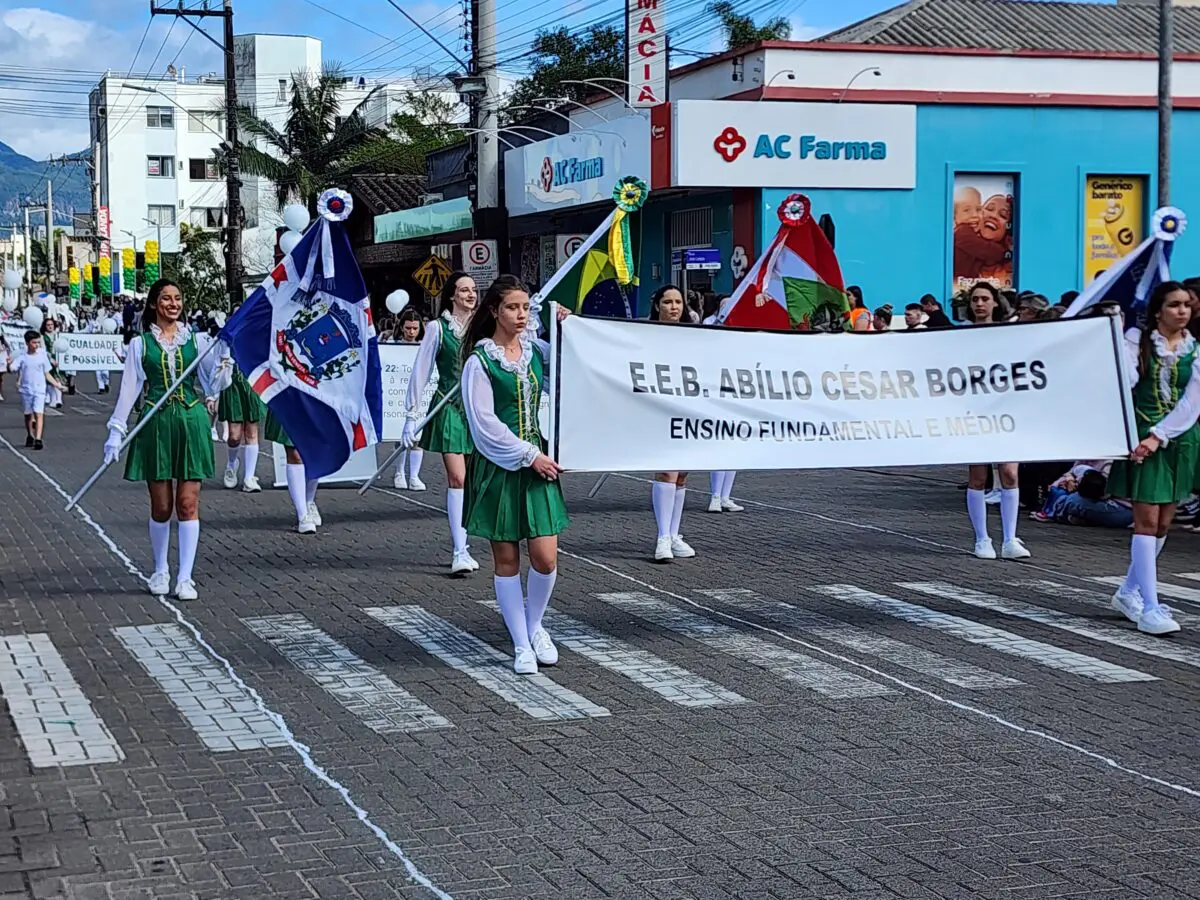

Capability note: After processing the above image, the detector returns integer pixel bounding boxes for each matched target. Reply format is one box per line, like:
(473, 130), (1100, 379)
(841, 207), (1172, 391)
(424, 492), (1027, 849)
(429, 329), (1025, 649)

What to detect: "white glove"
(401, 419), (417, 449)
(103, 429), (123, 465)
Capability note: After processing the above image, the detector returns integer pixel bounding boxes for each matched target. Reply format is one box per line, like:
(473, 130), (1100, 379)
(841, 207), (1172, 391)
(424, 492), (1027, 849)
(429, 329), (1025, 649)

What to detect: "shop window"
(670, 207), (713, 250)
(1083, 175), (1146, 285)
(951, 172), (1017, 296)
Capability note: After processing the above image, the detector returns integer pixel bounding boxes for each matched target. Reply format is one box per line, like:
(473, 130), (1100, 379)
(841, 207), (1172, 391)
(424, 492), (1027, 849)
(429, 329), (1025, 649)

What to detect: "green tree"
(709, 1), (792, 49)
(505, 26), (623, 113)
(237, 67), (403, 215)
(386, 90), (461, 170)
(163, 223), (226, 313)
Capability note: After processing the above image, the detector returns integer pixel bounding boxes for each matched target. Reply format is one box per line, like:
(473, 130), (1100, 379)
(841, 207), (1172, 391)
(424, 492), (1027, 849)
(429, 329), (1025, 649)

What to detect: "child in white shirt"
(14, 330), (65, 450)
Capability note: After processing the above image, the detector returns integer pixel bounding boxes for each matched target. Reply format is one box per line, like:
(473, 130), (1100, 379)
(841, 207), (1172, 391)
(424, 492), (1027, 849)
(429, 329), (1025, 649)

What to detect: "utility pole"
(150, 0), (243, 308)
(1157, 0), (1173, 207)
(469, 0), (506, 264)
(50, 148), (101, 284)
(45, 178), (54, 290)
(22, 207), (31, 291)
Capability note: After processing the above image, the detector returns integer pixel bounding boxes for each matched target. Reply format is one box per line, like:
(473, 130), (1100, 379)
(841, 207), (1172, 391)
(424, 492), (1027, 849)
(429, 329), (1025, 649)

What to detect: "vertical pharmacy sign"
(627, 0), (666, 107)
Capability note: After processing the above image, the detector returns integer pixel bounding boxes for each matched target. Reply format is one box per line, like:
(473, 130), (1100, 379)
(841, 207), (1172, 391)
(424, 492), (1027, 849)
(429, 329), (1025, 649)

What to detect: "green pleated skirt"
(1109, 425), (1200, 504)
(419, 397), (474, 455)
(263, 411), (293, 447)
(464, 452), (569, 542)
(124, 401), (214, 482)
(218, 374), (264, 423)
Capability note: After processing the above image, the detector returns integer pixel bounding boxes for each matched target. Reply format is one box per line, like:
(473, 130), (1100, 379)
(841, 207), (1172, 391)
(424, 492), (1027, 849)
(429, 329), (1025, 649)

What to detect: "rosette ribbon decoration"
(1153, 207), (1187, 242)
(609, 176), (647, 286)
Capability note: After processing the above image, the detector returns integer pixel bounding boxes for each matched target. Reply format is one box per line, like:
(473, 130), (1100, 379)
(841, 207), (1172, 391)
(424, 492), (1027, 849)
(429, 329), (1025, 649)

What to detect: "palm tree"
(237, 67), (411, 215)
(709, 1), (792, 50)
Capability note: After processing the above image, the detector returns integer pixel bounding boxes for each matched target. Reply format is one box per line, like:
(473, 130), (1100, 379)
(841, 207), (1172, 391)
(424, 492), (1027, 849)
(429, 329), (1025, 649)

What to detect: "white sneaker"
(222, 464), (239, 489)
(1111, 585), (1144, 623)
(450, 550), (474, 575)
(654, 535), (674, 561)
(297, 517), (317, 535)
(307, 501), (322, 527)
(531, 628), (558, 665)
(1000, 538), (1031, 560)
(974, 538), (997, 559)
(671, 535), (696, 558)
(1138, 603), (1182, 636)
(721, 498), (745, 512)
(241, 475), (261, 493)
(147, 570), (170, 596)
(408, 475), (426, 492)
(393, 471), (407, 490)
(984, 488), (1002, 506)
(174, 579), (198, 601)
(707, 495), (723, 513)
(513, 646), (539, 675)
(463, 549), (479, 571)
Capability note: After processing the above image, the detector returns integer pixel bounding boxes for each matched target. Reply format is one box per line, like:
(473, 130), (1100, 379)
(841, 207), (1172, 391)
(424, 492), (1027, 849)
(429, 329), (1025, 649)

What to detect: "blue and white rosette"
(318, 188), (352, 222)
(300, 188), (354, 292)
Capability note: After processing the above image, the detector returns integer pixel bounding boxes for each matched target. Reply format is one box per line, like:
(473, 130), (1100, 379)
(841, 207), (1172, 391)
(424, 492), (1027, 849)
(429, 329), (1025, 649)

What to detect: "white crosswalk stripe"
(0, 634), (124, 767)
(812, 585), (1156, 683)
(365, 606), (610, 721)
(594, 591), (894, 699)
(113, 624), (289, 752)
(242, 614), (452, 734)
(903, 582), (1200, 671)
(1093, 575), (1200, 608)
(698, 588), (1021, 690)
(1014, 579), (1200, 629)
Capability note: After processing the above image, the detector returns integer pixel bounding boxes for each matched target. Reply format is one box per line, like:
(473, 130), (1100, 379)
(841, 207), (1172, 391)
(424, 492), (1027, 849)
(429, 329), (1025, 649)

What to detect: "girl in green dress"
(402, 271), (479, 575)
(218, 360), (265, 493)
(103, 279), (230, 601)
(459, 275), (570, 675)
(264, 411), (322, 535)
(1109, 282), (1200, 636)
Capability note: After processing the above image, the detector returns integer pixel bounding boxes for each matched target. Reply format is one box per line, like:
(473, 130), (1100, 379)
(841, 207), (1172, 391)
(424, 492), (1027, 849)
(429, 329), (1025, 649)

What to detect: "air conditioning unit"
(421, 193), (443, 206)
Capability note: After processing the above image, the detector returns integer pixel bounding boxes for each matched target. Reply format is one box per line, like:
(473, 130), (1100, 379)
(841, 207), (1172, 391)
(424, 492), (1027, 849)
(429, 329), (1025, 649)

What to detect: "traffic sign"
(555, 234), (586, 269)
(461, 239), (499, 286)
(413, 254), (452, 297)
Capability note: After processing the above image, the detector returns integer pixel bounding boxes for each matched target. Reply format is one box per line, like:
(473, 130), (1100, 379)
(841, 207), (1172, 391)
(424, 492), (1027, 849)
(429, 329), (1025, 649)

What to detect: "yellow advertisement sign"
(1084, 175), (1145, 284)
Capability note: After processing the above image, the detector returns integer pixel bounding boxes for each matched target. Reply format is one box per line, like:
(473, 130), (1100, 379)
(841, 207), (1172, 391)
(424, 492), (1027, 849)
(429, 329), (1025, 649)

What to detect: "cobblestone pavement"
(3, 384), (1200, 899)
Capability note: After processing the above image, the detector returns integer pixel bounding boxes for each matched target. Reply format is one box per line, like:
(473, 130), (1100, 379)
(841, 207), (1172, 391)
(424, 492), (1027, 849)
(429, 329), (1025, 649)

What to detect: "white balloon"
(282, 204), (310, 233)
(1, 293), (16, 313)
(385, 288), (410, 314)
(279, 231), (302, 255)
(100, 317), (118, 334)
(43, 298), (56, 319)
(22, 306), (43, 329)
(213, 310), (227, 327)
(35, 292), (51, 308)
(2, 269), (20, 290)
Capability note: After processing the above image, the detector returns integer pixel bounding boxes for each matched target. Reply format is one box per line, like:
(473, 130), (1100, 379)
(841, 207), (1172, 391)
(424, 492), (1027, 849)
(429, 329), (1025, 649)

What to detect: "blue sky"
(0, 0), (874, 159)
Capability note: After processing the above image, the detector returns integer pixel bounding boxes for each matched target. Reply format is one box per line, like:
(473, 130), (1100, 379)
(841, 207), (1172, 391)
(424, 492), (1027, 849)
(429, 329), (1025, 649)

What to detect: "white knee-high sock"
(526, 568), (557, 636)
(149, 519), (170, 575)
(225, 443), (240, 471)
(177, 520), (199, 583)
(671, 486), (687, 537)
(305, 479), (318, 505)
(710, 472), (722, 497)
(966, 489), (988, 542)
(242, 442), (259, 479)
(1124, 535), (1168, 593)
(721, 470), (737, 499)
(409, 448), (424, 478)
(446, 488), (467, 552)
(286, 463), (307, 521)
(1000, 488), (1020, 543)
(1157, 535), (1167, 556)
(652, 482), (674, 538)
(1131, 534), (1159, 611)
(395, 444), (406, 475)
(495, 574), (530, 651)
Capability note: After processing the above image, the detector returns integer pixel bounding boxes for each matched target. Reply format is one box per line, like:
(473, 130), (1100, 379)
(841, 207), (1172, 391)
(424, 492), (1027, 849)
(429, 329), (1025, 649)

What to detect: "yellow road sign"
(413, 255), (453, 297)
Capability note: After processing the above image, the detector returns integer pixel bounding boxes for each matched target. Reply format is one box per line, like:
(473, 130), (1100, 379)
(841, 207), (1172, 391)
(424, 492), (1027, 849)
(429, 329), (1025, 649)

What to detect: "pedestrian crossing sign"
(413, 255), (453, 298)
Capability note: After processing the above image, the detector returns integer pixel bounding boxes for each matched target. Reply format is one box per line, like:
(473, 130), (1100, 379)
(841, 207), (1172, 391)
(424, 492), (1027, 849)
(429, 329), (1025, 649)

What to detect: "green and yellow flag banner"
(68, 267), (80, 301)
(98, 255), (112, 296)
(82, 263), (93, 300)
(122, 248), (135, 292)
(144, 239), (160, 283)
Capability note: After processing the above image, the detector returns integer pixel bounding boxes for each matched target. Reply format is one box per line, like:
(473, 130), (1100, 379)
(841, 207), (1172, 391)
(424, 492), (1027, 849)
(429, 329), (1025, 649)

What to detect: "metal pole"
(23, 207), (31, 295)
(357, 387), (460, 495)
(1158, 0), (1173, 207)
(223, 0), (244, 309)
(474, 0), (499, 212)
(45, 178), (54, 290)
(90, 140), (101, 276)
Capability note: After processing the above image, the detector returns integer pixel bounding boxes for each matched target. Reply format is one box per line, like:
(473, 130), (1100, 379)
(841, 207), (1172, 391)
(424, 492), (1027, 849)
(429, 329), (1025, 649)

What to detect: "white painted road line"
(812, 585), (1156, 684)
(595, 591), (894, 699)
(699, 588), (1021, 690)
(904, 582), (1200, 673)
(0, 634), (124, 767)
(365, 606), (610, 721)
(1093, 575), (1200, 609)
(242, 614), (453, 734)
(1014, 579), (1200, 629)
(113, 624), (290, 752)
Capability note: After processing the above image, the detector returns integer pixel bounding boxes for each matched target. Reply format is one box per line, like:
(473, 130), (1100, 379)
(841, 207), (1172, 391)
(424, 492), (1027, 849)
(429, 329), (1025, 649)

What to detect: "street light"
(763, 70), (797, 94)
(502, 105), (630, 146)
(532, 96), (612, 122)
(837, 67), (882, 102)
(560, 79), (640, 112)
(143, 217), (164, 250)
(452, 126), (518, 150)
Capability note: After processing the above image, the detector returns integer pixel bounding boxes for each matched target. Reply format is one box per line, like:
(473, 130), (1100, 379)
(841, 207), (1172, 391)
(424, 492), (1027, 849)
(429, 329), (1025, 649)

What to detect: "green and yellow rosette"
(82, 263), (93, 300)
(144, 239), (160, 283)
(68, 267), (80, 301)
(98, 254), (112, 295)
(122, 248), (135, 292)
(609, 176), (647, 286)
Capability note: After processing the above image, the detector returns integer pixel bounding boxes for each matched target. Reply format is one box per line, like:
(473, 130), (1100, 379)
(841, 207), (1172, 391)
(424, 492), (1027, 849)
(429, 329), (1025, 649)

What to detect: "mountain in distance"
(0, 140), (91, 233)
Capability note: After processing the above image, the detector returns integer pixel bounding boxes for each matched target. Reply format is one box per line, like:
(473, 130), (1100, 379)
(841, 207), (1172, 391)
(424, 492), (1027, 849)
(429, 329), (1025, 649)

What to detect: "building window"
(146, 205), (176, 227)
(278, 78), (288, 100)
(146, 106), (174, 129)
(188, 158), (220, 181)
(187, 110), (223, 133)
(189, 207), (224, 229)
(146, 156), (175, 178)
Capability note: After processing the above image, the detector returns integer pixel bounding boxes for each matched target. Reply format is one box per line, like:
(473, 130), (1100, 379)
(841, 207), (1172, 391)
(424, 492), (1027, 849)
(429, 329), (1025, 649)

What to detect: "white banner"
(552, 315), (1134, 472)
(379, 342), (437, 441)
(2, 323), (26, 367)
(54, 333), (124, 371)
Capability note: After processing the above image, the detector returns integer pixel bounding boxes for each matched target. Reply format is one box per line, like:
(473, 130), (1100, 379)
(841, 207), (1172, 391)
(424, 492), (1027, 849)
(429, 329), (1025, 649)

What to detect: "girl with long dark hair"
(103, 279), (230, 600)
(402, 271), (479, 574)
(1108, 281), (1200, 635)
(393, 307), (427, 490)
(459, 276), (569, 674)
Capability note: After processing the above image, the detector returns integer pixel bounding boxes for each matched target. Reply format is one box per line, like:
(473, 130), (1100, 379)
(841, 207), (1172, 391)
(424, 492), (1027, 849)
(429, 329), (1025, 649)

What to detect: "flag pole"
(357, 387), (459, 495)
(66, 337), (225, 511)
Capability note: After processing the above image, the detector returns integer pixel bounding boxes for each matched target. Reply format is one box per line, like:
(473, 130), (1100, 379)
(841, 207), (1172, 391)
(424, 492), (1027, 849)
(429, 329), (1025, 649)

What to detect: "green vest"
(141, 331), (202, 408)
(434, 317), (465, 405)
(473, 343), (545, 444)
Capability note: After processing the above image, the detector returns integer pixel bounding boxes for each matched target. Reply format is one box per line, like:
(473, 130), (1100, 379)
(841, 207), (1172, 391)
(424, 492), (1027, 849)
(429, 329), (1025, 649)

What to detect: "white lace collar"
(478, 334), (532, 376)
(441, 309), (468, 339)
(150, 322), (192, 352)
(1151, 329), (1196, 404)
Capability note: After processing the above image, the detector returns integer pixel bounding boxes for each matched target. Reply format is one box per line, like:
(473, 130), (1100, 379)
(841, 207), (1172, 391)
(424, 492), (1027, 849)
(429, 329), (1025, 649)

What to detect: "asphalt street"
(2, 378), (1200, 899)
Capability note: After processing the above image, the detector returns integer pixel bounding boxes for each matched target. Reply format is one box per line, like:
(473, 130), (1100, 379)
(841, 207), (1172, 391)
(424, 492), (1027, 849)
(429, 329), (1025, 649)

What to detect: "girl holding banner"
(402, 272), (479, 575)
(648, 286), (698, 562)
(962, 282), (1031, 561)
(459, 276), (569, 675)
(393, 308), (426, 491)
(1109, 282), (1200, 636)
(103, 279), (230, 601)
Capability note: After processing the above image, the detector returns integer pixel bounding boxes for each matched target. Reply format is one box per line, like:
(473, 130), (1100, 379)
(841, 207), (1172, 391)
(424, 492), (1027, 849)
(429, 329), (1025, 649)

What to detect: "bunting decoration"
(608, 176), (646, 286)
(144, 239), (160, 283)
